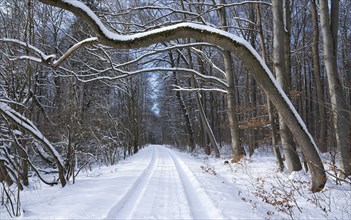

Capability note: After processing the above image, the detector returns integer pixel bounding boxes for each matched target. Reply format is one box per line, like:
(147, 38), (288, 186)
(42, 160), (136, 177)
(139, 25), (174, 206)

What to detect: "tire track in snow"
(105, 146), (158, 219)
(129, 146), (192, 219)
(166, 148), (224, 219)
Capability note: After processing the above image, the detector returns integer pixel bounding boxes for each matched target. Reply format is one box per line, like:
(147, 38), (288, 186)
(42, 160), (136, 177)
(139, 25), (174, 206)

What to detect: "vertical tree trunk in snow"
(272, 0), (302, 172)
(184, 46), (220, 157)
(219, 0), (244, 162)
(224, 52), (244, 162)
(256, 3), (284, 171)
(194, 82), (220, 157)
(247, 5), (258, 157)
(310, 0), (327, 152)
(168, 51), (196, 152)
(319, 0), (351, 177)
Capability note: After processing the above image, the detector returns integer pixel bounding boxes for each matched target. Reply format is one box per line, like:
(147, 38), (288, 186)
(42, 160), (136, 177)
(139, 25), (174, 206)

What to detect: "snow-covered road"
(4, 144), (346, 219)
(106, 145), (222, 219)
(17, 145), (246, 219)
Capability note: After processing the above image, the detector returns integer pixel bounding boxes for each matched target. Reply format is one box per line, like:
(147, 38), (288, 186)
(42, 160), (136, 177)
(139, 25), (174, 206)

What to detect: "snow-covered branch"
(0, 38), (55, 61)
(0, 37), (98, 68)
(58, 66), (228, 88)
(173, 85), (227, 94)
(52, 37), (98, 67)
(0, 102), (67, 187)
(190, 47), (227, 78)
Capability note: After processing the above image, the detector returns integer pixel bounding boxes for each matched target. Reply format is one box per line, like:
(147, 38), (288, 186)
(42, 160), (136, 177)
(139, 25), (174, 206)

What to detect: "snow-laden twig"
(0, 37), (98, 67)
(173, 85), (228, 93)
(58, 66), (229, 88)
(190, 47), (227, 77)
(0, 38), (55, 61)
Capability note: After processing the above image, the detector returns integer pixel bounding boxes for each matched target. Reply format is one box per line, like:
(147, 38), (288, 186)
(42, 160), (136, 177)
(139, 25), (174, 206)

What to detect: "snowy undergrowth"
(190, 145), (351, 219)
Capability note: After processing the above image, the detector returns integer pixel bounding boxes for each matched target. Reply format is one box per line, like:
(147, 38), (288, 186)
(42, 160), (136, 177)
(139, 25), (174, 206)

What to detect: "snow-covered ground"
(1, 145), (350, 219)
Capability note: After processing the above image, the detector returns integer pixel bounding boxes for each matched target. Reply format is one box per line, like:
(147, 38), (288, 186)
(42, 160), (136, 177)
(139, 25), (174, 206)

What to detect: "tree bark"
(256, 3), (284, 171)
(272, 0), (302, 172)
(169, 52), (196, 152)
(319, 0), (351, 177)
(310, 0), (327, 152)
(219, 0), (244, 162)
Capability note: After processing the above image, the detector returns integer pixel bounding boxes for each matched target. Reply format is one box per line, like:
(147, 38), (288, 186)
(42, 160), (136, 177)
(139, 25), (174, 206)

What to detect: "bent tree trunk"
(37, 0), (327, 192)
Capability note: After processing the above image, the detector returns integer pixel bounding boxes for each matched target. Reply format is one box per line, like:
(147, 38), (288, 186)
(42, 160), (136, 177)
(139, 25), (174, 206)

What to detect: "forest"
(0, 0), (350, 218)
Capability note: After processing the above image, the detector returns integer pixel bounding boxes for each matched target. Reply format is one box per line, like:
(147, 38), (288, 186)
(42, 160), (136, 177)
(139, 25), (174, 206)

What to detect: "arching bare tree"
(11, 0), (324, 192)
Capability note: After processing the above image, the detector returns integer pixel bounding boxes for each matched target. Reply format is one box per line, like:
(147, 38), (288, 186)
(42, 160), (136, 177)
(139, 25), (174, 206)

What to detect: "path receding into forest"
(105, 145), (223, 219)
(7, 145), (349, 220)
(17, 145), (259, 219)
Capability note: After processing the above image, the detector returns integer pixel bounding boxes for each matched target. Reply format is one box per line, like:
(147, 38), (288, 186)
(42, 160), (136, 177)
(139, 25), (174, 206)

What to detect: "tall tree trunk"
(256, 3), (284, 171)
(224, 52), (244, 162)
(310, 0), (327, 152)
(184, 46), (220, 157)
(273, 0), (302, 172)
(193, 80), (220, 157)
(219, 0), (244, 162)
(272, 0), (302, 172)
(319, 0), (351, 177)
(248, 5), (258, 157)
(169, 52), (196, 152)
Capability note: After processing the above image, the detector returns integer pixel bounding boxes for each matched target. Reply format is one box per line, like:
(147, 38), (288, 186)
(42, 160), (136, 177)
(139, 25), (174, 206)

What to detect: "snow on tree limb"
(173, 86), (228, 94)
(58, 66), (228, 87)
(0, 37), (98, 67)
(52, 37), (98, 67)
(0, 103), (67, 187)
(0, 38), (55, 61)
